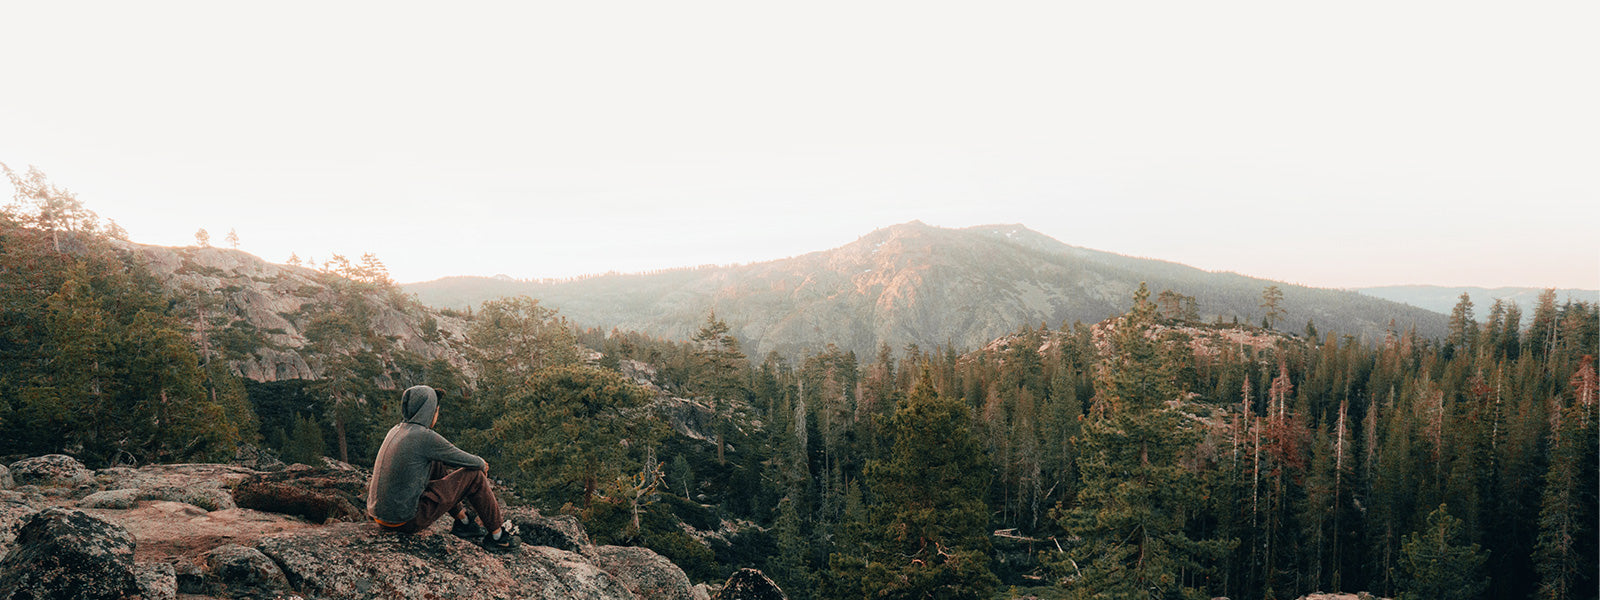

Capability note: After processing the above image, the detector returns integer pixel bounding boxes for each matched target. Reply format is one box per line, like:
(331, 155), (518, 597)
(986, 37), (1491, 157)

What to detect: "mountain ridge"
(1355, 285), (1598, 319)
(405, 222), (1451, 357)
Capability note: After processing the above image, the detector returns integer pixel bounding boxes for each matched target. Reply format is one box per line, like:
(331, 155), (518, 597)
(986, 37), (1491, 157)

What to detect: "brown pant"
(389, 461), (503, 533)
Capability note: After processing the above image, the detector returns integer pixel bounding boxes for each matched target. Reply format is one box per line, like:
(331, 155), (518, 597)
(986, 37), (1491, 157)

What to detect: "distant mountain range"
(1355, 286), (1598, 320)
(405, 222), (1450, 357)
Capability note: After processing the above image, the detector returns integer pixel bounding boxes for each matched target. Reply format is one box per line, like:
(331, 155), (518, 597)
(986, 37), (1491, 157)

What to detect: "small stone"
(202, 543), (292, 595)
(80, 488), (141, 510)
(135, 561), (178, 600)
(172, 558), (206, 594)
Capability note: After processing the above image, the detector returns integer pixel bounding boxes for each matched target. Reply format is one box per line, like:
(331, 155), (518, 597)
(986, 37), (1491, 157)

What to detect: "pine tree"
(770, 496), (816, 600)
(1446, 293), (1477, 356)
(284, 414), (326, 465)
(492, 365), (661, 508)
(846, 368), (998, 600)
(1261, 285), (1286, 330)
(195, 228), (210, 247)
(1398, 504), (1488, 600)
(692, 310), (747, 464)
(1533, 359), (1598, 600)
(1059, 283), (1230, 599)
(225, 228), (239, 249)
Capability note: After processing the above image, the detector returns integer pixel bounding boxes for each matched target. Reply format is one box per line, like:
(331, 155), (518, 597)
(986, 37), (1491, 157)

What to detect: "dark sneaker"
(450, 518), (487, 540)
(481, 520), (521, 554)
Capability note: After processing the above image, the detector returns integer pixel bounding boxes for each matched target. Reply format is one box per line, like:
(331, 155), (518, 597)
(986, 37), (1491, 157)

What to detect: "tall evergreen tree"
(838, 368), (997, 600)
(1058, 283), (1230, 599)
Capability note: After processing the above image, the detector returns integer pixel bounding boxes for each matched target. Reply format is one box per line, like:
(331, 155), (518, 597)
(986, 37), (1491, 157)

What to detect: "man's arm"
(423, 429), (488, 470)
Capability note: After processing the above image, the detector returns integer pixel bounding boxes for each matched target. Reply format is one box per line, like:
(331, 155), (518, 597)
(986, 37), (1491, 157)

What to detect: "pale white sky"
(3, 1), (1595, 289)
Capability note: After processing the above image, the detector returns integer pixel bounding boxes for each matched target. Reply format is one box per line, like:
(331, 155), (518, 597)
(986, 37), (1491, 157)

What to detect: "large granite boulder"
(254, 522), (639, 599)
(233, 463), (369, 523)
(712, 569), (787, 600)
(0, 507), (143, 600)
(593, 545), (699, 600)
(8, 454), (93, 488)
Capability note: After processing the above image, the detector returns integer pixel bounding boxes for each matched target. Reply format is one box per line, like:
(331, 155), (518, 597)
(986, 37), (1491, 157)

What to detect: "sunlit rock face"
(122, 242), (470, 383)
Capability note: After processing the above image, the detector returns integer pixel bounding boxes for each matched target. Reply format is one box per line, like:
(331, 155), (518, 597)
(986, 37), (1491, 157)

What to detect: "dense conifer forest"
(2, 169), (1595, 599)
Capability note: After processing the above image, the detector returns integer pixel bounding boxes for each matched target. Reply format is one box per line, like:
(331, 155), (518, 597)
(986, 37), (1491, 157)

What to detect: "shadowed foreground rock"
(255, 522), (643, 599)
(713, 568), (788, 600)
(506, 507), (594, 555)
(232, 463), (369, 523)
(0, 507), (142, 600)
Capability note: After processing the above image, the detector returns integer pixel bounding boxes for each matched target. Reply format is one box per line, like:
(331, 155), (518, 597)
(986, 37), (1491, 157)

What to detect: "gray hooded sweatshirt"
(366, 385), (487, 524)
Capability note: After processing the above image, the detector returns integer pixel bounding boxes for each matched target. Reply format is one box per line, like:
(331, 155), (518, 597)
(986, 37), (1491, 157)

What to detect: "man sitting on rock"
(367, 385), (519, 552)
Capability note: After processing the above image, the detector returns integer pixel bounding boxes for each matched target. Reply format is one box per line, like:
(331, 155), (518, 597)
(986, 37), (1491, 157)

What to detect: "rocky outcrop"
(713, 569), (787, 600)
(232, 463), (369, 523)
(652, 396), (723, 445)
(122, 242), (470, 382)
(255, 522), (641, 599)
(593, 545), (699, 600)
(7, 454), (93, 488)
(0, 507), (142, 600)
(0, 457), (787, 600)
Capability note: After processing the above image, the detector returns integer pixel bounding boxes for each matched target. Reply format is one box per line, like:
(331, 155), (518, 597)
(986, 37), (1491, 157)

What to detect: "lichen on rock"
(0, 507), (143, 600)
(7, 454), (94, 488)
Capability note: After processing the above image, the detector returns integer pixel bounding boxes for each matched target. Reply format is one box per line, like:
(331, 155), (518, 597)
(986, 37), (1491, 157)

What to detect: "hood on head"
(401, 385), (439, 428)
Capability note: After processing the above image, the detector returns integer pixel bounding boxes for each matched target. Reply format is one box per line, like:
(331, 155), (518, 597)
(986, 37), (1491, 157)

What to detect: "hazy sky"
(3, 2), (1595, 289)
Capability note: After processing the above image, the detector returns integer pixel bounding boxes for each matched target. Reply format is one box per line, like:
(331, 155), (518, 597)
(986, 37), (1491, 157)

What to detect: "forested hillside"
(405, 221), (1451, 358)
(3, 168), (1594, 599)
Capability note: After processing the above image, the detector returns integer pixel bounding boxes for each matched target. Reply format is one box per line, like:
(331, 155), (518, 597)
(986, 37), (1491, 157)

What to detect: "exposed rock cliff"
(120, 242), (469, 382)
